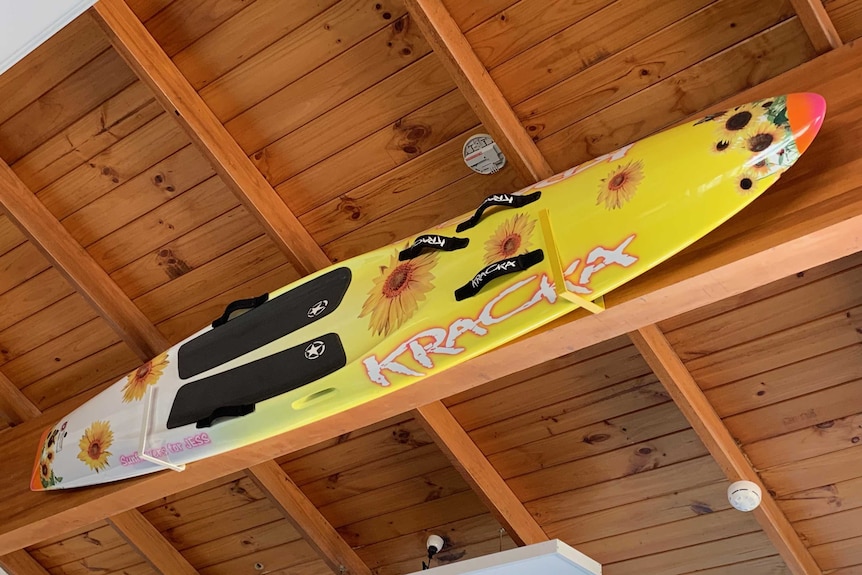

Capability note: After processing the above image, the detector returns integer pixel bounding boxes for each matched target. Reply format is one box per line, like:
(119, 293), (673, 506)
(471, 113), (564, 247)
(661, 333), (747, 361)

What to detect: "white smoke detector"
(728, 480), (762, 512)
(463, 133), (506, 174)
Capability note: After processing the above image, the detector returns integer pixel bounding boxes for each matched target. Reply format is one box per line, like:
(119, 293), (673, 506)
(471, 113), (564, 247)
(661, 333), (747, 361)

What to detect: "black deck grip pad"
(167, 333), (346, 429)
(177, 267), (351, 380)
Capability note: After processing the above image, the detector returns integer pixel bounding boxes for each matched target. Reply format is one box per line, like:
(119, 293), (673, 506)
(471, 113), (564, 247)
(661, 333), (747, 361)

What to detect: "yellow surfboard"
(33, 93), (825, 490)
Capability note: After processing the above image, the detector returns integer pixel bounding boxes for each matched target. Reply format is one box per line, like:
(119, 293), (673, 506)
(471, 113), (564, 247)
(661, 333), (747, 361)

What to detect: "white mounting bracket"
(139, 386), (185, 472)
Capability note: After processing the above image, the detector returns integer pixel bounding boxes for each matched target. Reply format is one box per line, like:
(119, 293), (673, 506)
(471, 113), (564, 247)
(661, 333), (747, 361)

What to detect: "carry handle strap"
(455, 191), (541, 232)
(399, 234), (470, 261)
(454, 250), (544, 301)
(212, 293), (268, 328)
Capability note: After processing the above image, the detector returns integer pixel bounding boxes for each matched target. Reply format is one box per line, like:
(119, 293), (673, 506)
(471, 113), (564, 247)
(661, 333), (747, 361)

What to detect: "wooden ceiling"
(0, 0), (861, 574)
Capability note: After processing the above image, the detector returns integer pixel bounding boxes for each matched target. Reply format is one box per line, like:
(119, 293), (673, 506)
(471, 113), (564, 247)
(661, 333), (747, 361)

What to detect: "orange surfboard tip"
(787, 92), (826, 154)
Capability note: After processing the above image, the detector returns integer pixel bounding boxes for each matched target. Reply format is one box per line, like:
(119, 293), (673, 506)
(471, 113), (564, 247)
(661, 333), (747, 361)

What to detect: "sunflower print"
(714, 102), (766, 142)
(739, 122), (782, 154)
(360, 250), (437, 336)
(77, 420), (114, 472)
(749, 158), (773, 178)
(37, 428), (63, 488)
(710, 139), (732, 154)
(121, 351), (169, 403)
(483, 213), (536, 265)
(597, 160), (645, 210)
(733, 168), (759, 195)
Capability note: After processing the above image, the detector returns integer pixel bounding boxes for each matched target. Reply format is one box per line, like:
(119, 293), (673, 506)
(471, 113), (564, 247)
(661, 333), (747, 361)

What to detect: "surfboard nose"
(787, 92), (826, 154)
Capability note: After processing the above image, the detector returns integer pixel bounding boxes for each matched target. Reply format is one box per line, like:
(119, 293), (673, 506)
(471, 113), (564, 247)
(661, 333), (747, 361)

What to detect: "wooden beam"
(404, 0), (554, 182)
(0, 160), (168, 361)
(415, 401), (548, 546)
(629, 325), (822, 575)
(0, 165), (176, 569)
(0, 371), (40, 426)
(246, 461), (371, 575)
(1, 32), (862, 556)
(108, 509), (199, 575)
(789, 0), (842, 53)
(91, 0), (330, 276)
(0, 550), (49, 575)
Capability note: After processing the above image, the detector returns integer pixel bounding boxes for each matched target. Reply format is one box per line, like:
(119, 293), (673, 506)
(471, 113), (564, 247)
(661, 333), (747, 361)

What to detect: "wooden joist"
(0, 160), (168, 361)
(108, 510), (199, 575)
(789, 0), (843, 53)
(91, 0), (330, 276)
(1, 24), (862, 558)
(629, 324), (822, 575)
(246, 461), (372, 575)
(415, 401), (548, 546)
(0, 371), (40, 425)
(0, 549), (50, 575)
(404, 0), (554, 182)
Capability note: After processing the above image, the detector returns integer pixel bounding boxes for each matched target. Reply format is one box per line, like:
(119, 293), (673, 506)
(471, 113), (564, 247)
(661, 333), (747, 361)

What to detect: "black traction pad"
(167, 333), (346, 429)
(177, 267), (351, 380)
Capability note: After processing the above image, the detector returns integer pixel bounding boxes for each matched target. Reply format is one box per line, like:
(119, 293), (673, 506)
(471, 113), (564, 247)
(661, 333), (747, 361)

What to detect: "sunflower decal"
(750, 158), (772, 177)
(77, 420), (114, 472)
(714, 102), (765, 141)
(711, 139), (732, 154)
(597, 160), (644, 210)
(739, 122), (781, 154)
(484, 213), (536, 265)
(360, 250), (437, 336)
(38, 428), (63, 488)
(733, 168), (758, 195)
(121, 352), (169, 403)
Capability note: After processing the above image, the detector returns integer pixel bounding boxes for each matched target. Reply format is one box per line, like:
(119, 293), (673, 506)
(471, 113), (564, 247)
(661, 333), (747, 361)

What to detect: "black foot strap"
(399, 235), (469, 260)
(455, 191), (541, 232)
(454, 250), (544, 301)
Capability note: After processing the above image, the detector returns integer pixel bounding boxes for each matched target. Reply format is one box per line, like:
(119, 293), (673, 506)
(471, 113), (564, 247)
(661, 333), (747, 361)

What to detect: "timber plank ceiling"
(0, 0), (861, 574)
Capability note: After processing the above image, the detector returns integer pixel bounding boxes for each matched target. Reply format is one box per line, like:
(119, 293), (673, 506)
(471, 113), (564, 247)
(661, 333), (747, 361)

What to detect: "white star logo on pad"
(304, 341), (326, 360)
(307, 300), (328, 318)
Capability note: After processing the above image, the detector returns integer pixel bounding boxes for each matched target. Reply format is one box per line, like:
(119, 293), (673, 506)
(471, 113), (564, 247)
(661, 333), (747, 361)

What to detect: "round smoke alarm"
(728, 480), (762, 512)
(463, 133), (506, 175)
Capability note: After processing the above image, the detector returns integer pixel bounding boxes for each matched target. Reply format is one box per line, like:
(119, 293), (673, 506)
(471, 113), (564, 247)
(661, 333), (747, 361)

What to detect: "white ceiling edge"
(0, 0), (98, 78)
(407, 540), (602, 575)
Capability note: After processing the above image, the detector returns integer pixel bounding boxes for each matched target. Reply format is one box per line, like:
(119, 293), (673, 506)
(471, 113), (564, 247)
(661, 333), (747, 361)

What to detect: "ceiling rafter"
(0, 371), (41, 426)
(404, 0), (555, 182)
(0, 549), (50, 575)
(87, 3), (548, 565)
(0, 160), (168, 361)
(0, 127), (858, 558)
(90, 0), (331, 276)
(629, 324), (822, 575)
(402, 0), (556, 547)
(108, 509), (199, 575)
(246, 461), (371, 575)
(2, 17), (862, 559)
(415, 401), (548, 546)
(0, 321), (178, 574)
(789, 0), (842, 53)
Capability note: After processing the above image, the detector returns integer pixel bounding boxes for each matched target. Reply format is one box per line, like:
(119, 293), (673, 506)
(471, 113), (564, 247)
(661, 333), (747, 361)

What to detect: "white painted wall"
(0, 0), (98, 76)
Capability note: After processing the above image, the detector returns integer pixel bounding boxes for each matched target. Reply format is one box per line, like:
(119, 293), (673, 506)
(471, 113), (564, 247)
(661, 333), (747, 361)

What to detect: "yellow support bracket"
(538, 209), (605, 315)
